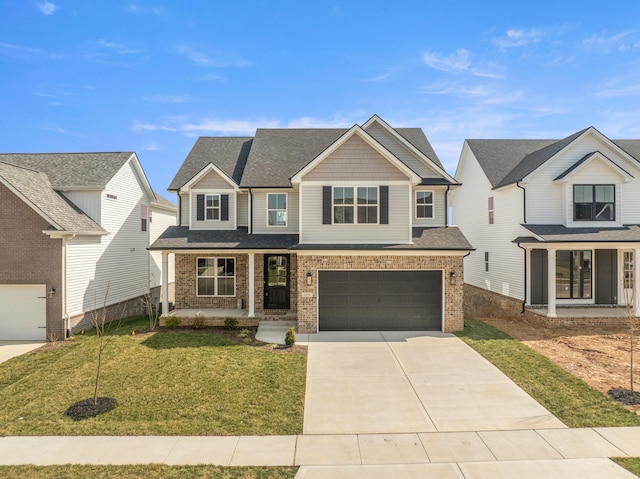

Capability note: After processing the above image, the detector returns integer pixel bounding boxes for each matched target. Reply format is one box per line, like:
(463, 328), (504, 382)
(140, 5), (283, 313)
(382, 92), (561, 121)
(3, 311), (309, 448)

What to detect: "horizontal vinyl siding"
(452, 144), (525, 301)
(412, 187), (447, 227)
(192, 169), (235, 189)
(66, 160), (150, 315)
(252, 190), (299, 234)
(179, 193), (189, 226)
(189, 190), (236, 230)
(237, 192), (248, 227)
(366, 123), (440, 178)
(302, 135), (409, 182)
(621, 181), (640, 223)
(300, 183), (410, 244)
(62, 191), (102, 224)
(150, 207), (177, 287)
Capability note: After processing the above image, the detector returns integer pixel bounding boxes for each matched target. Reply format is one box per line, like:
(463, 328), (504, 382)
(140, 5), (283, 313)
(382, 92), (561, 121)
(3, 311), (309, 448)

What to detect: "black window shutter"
(379, 186), (389, 224)
(322, 186), (332, 224)
(221, 194), (229, 221)
(196, 194), (204, 221)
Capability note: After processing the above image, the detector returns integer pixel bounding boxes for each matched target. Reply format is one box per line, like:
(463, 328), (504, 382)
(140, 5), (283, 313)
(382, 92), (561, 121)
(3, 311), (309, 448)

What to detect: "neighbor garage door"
(318, 271), (442, 331)
(0, 285), (47, 340)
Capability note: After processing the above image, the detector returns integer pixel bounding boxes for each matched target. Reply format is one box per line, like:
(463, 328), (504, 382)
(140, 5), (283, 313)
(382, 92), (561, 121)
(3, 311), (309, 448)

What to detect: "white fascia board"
(290, 124), (421, 185)
(362, 115), (457, 184)
(182, 163), (240, 191)
(127, 153), (156, 200)
(44, 230), (108, 238)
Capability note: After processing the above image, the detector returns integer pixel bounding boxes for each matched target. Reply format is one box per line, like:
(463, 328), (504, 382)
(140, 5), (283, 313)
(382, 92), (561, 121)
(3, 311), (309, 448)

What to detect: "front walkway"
(299, 331), (564, 434)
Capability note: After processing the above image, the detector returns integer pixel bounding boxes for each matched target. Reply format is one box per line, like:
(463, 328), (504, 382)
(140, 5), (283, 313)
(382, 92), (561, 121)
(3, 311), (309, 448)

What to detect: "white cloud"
(130, 121), (178, 133)
(37, 1), (56, 15)
(596, 84), (640, 97)
(197, 73), (226, 81)
(96, 39), (145, 55)
(182, 119), (279, 134)
(142, 144), (161, 151)
(493, 28), (544, 49)
(423, 48), (471, 73)
(176, 46), (251, 68)
(583, 31), (640, 53)
(0, 42), (41, 53)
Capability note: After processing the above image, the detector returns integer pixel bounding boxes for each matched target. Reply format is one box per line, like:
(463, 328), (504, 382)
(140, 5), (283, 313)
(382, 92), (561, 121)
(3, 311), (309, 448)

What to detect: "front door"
(264, 255), (290, 309)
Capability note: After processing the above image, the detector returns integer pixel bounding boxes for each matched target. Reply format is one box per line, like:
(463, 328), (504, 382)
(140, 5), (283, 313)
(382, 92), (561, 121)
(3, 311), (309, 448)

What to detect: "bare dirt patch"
(480, 317), (640, 414)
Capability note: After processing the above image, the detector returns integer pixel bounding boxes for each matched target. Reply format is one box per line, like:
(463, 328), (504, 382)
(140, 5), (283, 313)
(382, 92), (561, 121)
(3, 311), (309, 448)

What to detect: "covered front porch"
(160, 308), (297, 327)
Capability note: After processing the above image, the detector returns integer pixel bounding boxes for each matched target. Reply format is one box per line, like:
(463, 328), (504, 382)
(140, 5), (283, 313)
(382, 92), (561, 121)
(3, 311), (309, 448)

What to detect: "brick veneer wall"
(296, 254), (464, 333)
(175, 253), (248, 309)
(463, 283), (524, 320)
(0, 184), (64, 340)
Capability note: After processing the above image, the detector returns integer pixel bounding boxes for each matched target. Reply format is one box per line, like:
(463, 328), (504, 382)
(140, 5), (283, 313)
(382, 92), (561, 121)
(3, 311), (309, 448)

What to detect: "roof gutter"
(516, 181), (526, 224)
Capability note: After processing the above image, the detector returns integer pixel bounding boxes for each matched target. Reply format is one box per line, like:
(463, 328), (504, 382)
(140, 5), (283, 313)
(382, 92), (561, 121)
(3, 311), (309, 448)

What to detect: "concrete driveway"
(301, 331), (565, 435)
(0, 341), (44, 364)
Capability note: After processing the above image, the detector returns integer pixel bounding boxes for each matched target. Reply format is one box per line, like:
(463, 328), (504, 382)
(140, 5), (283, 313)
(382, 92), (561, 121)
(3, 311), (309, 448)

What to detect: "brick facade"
(464, 283), (524, 320)
(296, 254), (464, 333)
(0, 184), (64, 339)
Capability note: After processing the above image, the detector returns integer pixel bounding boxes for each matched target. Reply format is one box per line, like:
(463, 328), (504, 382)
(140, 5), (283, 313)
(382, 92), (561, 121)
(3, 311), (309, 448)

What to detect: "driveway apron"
(302, 331), (565, 435)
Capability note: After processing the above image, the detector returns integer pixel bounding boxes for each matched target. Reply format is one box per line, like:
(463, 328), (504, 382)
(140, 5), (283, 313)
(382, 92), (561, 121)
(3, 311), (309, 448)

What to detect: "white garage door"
(0, 285), (47, 340)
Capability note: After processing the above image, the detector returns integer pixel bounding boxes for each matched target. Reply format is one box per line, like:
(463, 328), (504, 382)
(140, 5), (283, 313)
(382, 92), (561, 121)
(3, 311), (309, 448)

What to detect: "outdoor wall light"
(306, 272), (312, 286)
(449, 271), (456, 285)
(47, 286), (56, 297)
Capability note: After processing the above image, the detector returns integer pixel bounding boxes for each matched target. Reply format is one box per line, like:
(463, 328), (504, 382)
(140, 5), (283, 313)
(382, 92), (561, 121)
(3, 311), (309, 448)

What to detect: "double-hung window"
(205, 194), (220, 220)
(574, 185), (614, 221)
(267, 193), (287, 226)
(416, 191), (433, 218)
(197, 258), (235, 296)
(333, 187), (377, 224)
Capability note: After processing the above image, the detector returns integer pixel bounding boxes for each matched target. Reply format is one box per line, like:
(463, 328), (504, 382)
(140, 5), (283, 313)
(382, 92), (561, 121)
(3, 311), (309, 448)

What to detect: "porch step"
(256, 321), (297, 345)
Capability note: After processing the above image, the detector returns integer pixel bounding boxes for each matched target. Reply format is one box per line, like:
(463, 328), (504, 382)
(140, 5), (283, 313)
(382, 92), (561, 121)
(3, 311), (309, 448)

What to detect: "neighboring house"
(149, 193), (177, 305)
(0, 152), (176, 341)
(452, 127), (640, 324)
(151, 115), (472, 333)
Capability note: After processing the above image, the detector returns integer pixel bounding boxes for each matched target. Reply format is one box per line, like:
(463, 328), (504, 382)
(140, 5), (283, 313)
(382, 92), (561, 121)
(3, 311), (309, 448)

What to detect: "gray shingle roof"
(0, 152), (134, 190)
(516, 224), (640, 243)
(168, 137), (252, 190)
(149, 226), (299, 250)
(151, 191), (177, 210)
(168, 121), (448, 190)
(0, 162), (105, 233)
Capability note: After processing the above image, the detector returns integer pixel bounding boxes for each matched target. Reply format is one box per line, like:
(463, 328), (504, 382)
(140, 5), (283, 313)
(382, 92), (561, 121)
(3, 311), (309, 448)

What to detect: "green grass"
(456, 317), (640, 428)
(0, 465), (298, 479)
(613, 458), (640, 476)
(0, 316), (306, 436)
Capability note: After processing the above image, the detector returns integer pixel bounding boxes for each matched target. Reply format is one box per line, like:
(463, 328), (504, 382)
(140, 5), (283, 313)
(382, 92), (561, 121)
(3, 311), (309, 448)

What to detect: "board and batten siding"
(150, 206), (177, 288)
(366, 123), (441, 178)
(237, 192), (249, 227)
(412, 186), (447, 227)
(301, 135), (409, 182)
(252, 190), (299, 234)
(66, 160), (150, 315)
(62, 190), (102, 225)
(299, 183), (411, 244)
(189, 190), (236, 230)
(452, 144), (526, 301)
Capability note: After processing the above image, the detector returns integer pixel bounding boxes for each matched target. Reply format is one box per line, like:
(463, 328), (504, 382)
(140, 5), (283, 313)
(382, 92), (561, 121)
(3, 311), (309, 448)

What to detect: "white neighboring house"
(150, 193), (177, 306)
(452, 127), (640, 323)
(0, 152), (176, 340)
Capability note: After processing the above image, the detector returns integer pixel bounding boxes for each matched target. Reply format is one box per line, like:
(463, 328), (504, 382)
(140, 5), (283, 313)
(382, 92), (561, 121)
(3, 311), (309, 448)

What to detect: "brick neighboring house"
(0, 153), (176, 340)
(151, 115), (472, 333)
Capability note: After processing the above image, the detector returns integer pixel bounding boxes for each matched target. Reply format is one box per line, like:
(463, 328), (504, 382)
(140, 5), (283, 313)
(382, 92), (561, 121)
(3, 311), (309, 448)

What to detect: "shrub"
(192, 314), (205, 330)
(285, 327), (296, 346)
(224, 317), (238, 330)
(165, 315), (181, 329)
(238, 329), (250, 339)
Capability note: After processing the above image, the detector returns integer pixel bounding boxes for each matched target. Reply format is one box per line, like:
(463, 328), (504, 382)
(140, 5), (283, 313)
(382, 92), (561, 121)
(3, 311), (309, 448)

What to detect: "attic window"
(106, 193), (117, 200)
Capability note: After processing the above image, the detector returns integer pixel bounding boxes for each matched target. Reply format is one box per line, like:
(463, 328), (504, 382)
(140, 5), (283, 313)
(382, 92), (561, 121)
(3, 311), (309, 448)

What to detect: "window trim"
(332, 186), (379, 225)
(415, 190), (434, 219)
(196, 257), (236, 297)
(573, 184), (615, 222)
(205, 194), (221, 221)
(266, 192), (288, 227)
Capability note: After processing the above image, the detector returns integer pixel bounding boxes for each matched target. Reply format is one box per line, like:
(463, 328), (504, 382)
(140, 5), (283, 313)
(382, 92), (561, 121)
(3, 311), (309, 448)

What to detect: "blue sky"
(2, 1), (640, 198)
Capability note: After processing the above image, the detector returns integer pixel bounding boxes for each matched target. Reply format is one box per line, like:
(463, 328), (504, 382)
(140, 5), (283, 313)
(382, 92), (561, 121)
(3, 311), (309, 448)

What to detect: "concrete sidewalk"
(0, 428), (638, 477)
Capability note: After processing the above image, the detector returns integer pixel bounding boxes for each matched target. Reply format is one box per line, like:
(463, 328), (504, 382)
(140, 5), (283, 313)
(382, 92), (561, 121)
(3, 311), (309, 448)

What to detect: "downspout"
(445, 184), (451, 227)
(516, 181), (527, 313)
(248, 188), (253, 234)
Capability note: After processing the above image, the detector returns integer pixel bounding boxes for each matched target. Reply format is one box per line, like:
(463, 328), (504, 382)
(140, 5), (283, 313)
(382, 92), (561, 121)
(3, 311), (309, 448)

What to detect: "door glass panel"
(556, 250), (591, 299)
(556, 251), (571, 299)
(267, 256), (287, 287)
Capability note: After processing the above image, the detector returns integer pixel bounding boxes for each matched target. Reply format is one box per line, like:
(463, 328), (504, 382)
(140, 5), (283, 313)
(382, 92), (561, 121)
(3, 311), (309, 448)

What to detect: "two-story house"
(0, 152), (176, 340)
(452, 127), (640, 325)
(151, 115), (472, 333)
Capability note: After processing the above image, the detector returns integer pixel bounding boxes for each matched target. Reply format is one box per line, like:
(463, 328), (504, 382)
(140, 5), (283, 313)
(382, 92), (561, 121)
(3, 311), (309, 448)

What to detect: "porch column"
(248, 253), (255, 317)
(635, 249), (640, 317)
(547, 248), (557, 318)
(161, 252), (169, 316)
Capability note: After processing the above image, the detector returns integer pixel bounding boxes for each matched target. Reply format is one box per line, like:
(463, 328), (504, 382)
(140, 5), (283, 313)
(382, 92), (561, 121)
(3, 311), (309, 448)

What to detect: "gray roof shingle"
(516, 224), (640, 243)
(0, 162), (105, 233)
(0, 152), (134, 190)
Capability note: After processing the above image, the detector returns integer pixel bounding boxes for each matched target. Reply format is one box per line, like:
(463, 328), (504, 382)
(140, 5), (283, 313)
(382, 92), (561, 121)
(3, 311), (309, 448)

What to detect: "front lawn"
(456, 317), (640, 428)
(0, 465), (298, 479)
(0, 317), (307, 436)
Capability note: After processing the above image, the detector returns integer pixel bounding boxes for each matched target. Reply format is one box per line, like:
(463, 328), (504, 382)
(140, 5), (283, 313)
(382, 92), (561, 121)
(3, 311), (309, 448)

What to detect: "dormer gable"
(554, 151), (634, 184)
(290, 124), (421, 185)
(183, 163), (240, 191)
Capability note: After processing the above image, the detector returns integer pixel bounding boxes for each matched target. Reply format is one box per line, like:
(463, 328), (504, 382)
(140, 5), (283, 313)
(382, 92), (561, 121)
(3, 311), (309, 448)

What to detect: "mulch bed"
(65, 397), (117, 420)
(608, 388), (640, 406)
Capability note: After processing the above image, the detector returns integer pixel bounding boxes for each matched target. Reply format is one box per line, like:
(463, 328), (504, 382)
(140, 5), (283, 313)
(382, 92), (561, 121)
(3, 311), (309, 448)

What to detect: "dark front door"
(264, 255), (290, 309)
(596, 249), (617, 304)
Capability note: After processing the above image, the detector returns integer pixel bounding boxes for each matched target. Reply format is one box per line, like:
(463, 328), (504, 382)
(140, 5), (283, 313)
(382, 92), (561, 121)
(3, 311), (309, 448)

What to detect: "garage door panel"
(0, 285), (47, 340)
(319, 271), (442, 331)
